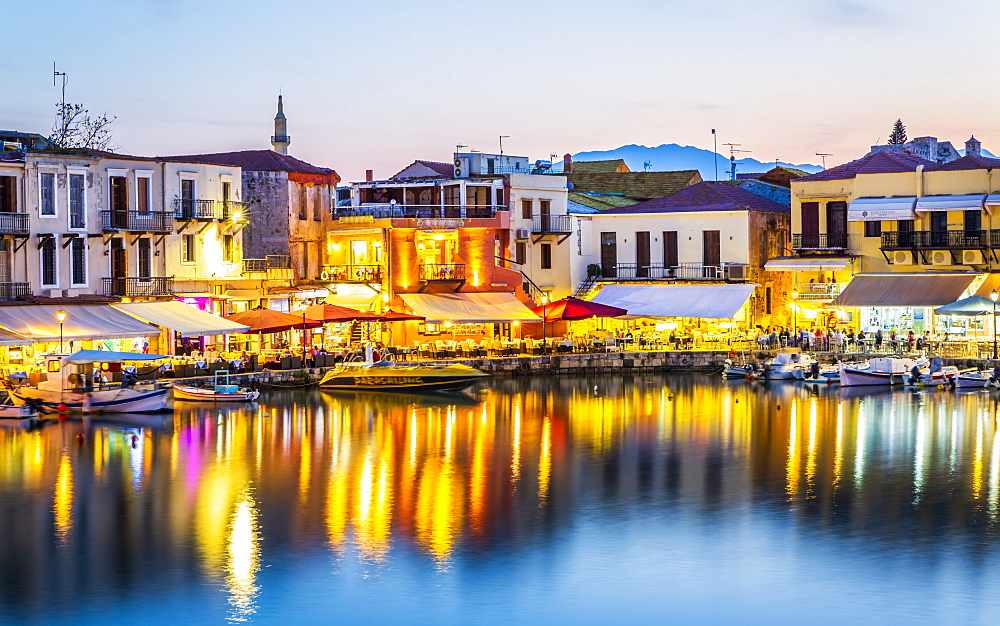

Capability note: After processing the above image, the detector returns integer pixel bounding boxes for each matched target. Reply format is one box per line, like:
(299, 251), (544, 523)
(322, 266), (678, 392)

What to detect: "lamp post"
(540, 294), (548, 354)
(790, 292), (798, 346)
(992, 290), (998, 360)
(56, 309), (67, 354)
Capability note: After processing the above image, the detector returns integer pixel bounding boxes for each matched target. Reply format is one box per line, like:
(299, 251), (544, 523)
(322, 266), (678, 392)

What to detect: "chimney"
(365, 169), (374, 182)
(966, 136), (982, 157)
(563, 153), (572, 173)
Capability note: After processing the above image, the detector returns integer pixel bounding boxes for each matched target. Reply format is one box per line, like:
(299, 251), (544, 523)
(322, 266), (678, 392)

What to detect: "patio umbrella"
(303, 303), (383, 323)
(224, 308), (324, 333)
(380, 310), (425, 322)
(933, 295), (1000, 316)
(530, 296), (628, 321)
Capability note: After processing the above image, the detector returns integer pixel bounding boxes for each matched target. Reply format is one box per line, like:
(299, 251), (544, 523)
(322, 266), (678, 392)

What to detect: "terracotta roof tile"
(157, 150), (337, 178)
(928, 154), (1000, 171)
(797, 151), (934, 182)
(570, 159), (630, 173)
(390, 160), (455, 179)
(598, 181), (788, 214)
(566, 170), (701, 200)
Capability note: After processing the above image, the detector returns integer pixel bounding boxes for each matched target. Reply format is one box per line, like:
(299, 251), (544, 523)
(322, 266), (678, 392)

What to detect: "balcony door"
(110, 237), (127, 279)
(801, 202), (819, 248)
(703, 230), (721, 278)
(180, 179), (194, 218)
(110, 176), (128, 229)
(0, 240), (9, 282)
(636, 231), (650, 278)
(539, 199), (551, 232)
(930, 211), (948, 247)
(826, 201), (847, 248)
(663, 231), (678, 275)
(600, 232), (617, 278)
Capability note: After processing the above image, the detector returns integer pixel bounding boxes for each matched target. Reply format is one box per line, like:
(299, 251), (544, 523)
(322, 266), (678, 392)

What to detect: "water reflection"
(3, 377), (1000, 620)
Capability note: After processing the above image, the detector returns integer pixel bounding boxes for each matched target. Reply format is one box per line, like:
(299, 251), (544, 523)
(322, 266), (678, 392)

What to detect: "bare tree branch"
(49, 102), (118, 151)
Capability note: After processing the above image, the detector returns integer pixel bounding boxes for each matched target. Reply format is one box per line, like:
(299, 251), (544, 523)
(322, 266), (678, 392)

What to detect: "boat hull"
(319, 363), (488, 393)
(838, 366), (902, 387)
(956, 375), (990, 389)
(10, 386), (170, 413)
(173, 385), (260, 402)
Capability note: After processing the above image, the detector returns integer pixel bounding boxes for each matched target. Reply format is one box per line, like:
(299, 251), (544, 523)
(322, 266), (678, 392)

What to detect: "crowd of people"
(755, 327), (934, 353)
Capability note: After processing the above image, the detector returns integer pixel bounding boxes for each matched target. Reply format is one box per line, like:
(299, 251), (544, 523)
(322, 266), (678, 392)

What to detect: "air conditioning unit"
(892, 251), (914, 265)
(726, 264), (748, 281)
(453, 157), (468, 179)
(930, 250), (952, 266)
(515, 228), (531, 240)
(962, 250), (985, 265)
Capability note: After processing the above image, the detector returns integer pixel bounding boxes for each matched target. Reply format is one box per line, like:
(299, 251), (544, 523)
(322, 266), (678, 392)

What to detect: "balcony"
(0, 282), (30, 301)
(102, 277), (174, 297)
(173, 199), (217, 220)
(321, 264), (383, 283)
(600, 262), (747, 281)
(791, 233), (850, 251)
(531, 215), (572, 234)
(882, 230), (988, 250)
(220, 200), (248, 222)
(242, 255), (291, 275)
(792, 282), (846, 301)
(418, 263), (466, 290)
(100, 211), (173, 233)
(336, 204), (499, 220)
(0, 212), (29, 235)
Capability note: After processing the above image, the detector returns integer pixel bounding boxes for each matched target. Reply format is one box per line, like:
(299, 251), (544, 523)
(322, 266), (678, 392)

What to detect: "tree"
(888, 119), (907, 145)
(49, 102), (117, 150)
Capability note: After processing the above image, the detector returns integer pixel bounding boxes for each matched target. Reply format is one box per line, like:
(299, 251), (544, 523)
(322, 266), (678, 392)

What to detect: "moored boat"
(839, 357), (920, 387)
(318, 344), (488, 393)
(764, 349), (816, 380)
(173, 371), (260, 402)
(955, 370), (990, 389)
(723, 359), (761, 379)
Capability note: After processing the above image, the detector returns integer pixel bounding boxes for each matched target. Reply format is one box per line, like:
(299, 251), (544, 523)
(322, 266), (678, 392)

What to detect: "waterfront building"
(781, 138), (1000, 338)
(577, 181), (789, 336)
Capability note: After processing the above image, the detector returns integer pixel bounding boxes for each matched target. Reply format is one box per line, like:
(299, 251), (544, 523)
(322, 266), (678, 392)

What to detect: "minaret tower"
(271, 95), (290, 155)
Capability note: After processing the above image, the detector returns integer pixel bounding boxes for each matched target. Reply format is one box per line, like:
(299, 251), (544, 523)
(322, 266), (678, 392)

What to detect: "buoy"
(76, 433), (84, 442)
(57, 413), (67, 423)
(57, 403), (68, 413)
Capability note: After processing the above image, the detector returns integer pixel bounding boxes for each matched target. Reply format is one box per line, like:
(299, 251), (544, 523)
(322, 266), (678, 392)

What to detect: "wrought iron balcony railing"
(0, 282), (30, 301)
(102, 277), (174, 297)
(321, 264), (384, 283)
(598, 262), (744, 281)
(0, 212), (29, 235)
(531, 215), (573, 234)
(100, 211), (173, 232)
(173, 199), (217, 220)
(336, 204), (499, 220)
(242, 255), (291, 274)
(791, 282), (847, 300)
(881, 230), (988, 249)
(791, 233), (850, 250)
(419, 263), (466, 281)
(220, 200), (248, 222)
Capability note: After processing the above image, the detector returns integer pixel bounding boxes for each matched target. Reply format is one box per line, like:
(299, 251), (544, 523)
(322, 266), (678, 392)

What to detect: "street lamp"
(55, 309), (67, 354)
(790, 291), (798, 346)
(540, 294), (549, 354)
(991, 290), (998, 360)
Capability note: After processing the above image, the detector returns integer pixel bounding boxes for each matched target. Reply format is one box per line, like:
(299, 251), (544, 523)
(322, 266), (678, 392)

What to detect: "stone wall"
(242, 171), (291, 260)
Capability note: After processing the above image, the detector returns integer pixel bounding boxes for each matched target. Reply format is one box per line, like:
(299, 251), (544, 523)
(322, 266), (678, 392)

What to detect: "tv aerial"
(816, 152), (833, 169)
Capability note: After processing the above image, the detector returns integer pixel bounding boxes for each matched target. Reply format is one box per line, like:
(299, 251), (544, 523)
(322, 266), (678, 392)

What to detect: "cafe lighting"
(56, 309), (67, 354)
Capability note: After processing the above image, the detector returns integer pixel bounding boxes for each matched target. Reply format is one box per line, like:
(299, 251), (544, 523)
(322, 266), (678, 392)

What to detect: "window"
(182, 234), (196, 263)
(965, 209), (982, 232)
(515, 241), (526, 265)
(222, 234), (233, 262)
(663, 231), (678, 268)
(521, 199), (533, 219)
(313, 186), (322, 221)
(864, 221), (882, 238)
(69, 174), (85, 228)
(299, 184), (308, 220)
(137, 238), (151, 278)
(70, 237), (86, 285)
(765, 286), (772, 315)
(40, 173), (55, 215)
(540, 243), (552, 269)
(137, 177), (150, 214)
(41, 238), (56, 285)
(0, 176), (16, 212)
(636, 231), (650, 278)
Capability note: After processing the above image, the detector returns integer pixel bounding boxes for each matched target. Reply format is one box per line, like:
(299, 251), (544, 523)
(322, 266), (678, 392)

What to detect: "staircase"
(349, 321), (364, 343)
(573, 275), (598, 299)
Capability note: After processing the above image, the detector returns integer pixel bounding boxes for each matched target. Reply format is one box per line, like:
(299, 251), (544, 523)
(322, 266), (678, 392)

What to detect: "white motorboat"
(955, 370), (990, 389)
(173, 371), (260, 402)
(795, 364), (841, 384)
(723, 359), (761, 379)
(764, 350), (816, 380)
(9, 350), (171, 413)
(839, 357), (921, 387)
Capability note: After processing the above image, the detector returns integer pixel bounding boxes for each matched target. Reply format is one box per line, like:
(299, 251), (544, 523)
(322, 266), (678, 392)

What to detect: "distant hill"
(570, 143), (823, 180)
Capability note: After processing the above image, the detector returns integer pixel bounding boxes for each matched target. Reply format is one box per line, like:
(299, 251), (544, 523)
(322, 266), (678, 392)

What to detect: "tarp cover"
(832, 274), (978, 307)
(0, 305), (160, 342)
(113, 301), (250, 337)
(933, 295), (1000, 316)
(63, 350), (168, 364)
(847, 197), (917, 221)
(589, 284), (756, 319)
(915, 194), (986, 212)
(764, 256), (853, 272)
(399, 292), (541, 322)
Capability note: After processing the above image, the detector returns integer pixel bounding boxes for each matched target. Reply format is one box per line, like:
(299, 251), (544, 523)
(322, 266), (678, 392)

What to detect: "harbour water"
(3, 375), (1000, 623)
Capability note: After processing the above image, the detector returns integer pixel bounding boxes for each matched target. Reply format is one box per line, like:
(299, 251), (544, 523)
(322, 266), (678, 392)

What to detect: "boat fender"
(681, 357), (690, 366)
(728, 350), (737, 359)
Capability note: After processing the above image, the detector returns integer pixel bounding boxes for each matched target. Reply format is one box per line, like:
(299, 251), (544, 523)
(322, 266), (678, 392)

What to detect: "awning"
(63, 350), (169, 364)
(847, 197), (917, 221)
(112, 301), (251, 337)
(399, 292), (541, 322)
(0, 305), (160, 342)
(832, 273), (978, 307)
(0, 328), (28, 346)
(226, 289), (264, 299)
(986, 194), (1000, 206)
(764, 256), (853, 272)
(915, 194), (986, 211)
(327, 284), (379, 309)
(590, 284), (756, 319)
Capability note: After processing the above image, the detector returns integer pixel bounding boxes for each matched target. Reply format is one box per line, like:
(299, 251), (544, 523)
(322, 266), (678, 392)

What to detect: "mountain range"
(570, 143), (824, 180)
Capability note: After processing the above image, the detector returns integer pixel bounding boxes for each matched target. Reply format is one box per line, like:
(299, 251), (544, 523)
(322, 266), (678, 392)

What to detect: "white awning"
(399, 292), (541, 322)
(832, 273), (979, 307)
(112, 301), (250, 337)
(765, 256), (853, 272)
(847, 197), (917, 221)
(0, 328), (28, 346)
(0, 305), (160, 342)
(915, 194), (986, 212)
(327, 284), (379, 309)
(590, 284), (757, 319)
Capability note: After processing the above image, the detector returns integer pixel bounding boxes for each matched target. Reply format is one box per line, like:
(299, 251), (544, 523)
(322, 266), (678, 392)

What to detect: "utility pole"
(499, 135), (510, 156)
(53, 62), (68, 136)
(816, 152), (832, 169)
(712, 129), (718, 181)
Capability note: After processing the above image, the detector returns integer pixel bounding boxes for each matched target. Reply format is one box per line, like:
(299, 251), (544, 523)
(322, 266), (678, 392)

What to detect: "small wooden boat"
(839, 357), (921, 387)
(173, 371), (260, 402)
(0, 402), (40, 428)
(722, 359), (760, 379)
(955, 370), (990, 389)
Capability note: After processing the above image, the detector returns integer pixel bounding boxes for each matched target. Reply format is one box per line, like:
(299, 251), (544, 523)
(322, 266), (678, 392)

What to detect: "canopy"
(63, 350), (168, 364)
(832, 273), (978, 307)
(531, 297), (628, 321)
(847, 197), (917, 221)
(0, 328), (28, 346)
(304, 303), (382, 323)
(399, 292), (541, 322)
(380, 310), (425, 322)
(112, 301), (250, 337)
(224, 308), (324, 333)
(0, 304), (160, 342)
(326, 284), (380, 309)
(986, 194), (1000, 207)
(590, 284), (756, 319)
(915, 194), (986, 212)
(934, 295), (1000, 316)
(764, 256), (853, 272)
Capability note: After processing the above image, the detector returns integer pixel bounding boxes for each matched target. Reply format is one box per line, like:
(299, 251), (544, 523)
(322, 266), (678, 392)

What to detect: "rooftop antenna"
(722, 143), (751, 181)
(53, 62), (68, 134)
(643, 160), (652, 172)
(711, 129), (718, 181)
(456, 144), (467, 154)
(499, 135), (510, 156)
(816, 152), (833, 169)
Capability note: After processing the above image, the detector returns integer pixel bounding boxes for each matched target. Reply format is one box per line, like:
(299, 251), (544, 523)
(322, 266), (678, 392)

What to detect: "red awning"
(530, 296), (628, 321)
